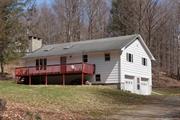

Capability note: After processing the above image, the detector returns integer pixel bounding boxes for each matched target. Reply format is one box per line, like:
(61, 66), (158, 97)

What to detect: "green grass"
(154, 88), (180, 95)
(0, 80), (155, 118)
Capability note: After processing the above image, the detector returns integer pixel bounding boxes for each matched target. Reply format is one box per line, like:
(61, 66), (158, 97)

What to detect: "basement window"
(105, 53), (110, 61)
(126, 53), (133, 62)
(95, 74), (101, 82)
(142, 58), (147, 66)
(83, 55), (88, 62)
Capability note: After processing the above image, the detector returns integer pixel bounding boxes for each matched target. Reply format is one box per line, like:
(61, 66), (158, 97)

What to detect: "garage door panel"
(125, 79), (134, 92)
(140, 79), (149, 95)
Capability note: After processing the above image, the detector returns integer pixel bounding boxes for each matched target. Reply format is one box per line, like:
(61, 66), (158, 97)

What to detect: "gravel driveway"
(103, 96), (180, 120)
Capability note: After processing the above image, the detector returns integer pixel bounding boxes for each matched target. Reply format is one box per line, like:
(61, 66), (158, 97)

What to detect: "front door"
(60, 57), (67, 73)
(60, 57), (67, 64)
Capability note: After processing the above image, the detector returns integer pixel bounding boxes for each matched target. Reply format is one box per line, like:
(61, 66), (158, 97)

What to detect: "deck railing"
(15, 63), (95, 77)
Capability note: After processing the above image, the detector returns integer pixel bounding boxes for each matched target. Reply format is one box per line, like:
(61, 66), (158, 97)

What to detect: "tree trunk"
(0, 62), (4, 74)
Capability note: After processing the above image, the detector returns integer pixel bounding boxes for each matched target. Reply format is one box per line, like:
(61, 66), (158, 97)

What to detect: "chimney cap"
(28, 36), (42, 40)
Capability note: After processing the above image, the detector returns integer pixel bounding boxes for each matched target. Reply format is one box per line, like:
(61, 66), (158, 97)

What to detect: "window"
(142, 58), (147, 66)
(40, 59), (43, 70)
(105, 53), (110, 61)
(126, 53), (133, 62)
(95, 74), (101, 81)
(141, 77), (149, 81)
(36, 59), (39, 70)
(83, 55), (88, 62)
(125, 75), (135, 79)
(36, 58), (47, 70)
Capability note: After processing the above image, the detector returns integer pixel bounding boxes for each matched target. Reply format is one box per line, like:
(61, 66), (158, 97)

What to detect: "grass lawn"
(153, 88), (180, 96)
(0, 80), (158, 119)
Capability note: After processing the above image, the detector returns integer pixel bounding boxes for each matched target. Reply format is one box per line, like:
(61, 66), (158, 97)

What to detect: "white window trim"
(104, 53), (111, 62)
(126, 53), (133, 63)
(142, 57), (147, 66)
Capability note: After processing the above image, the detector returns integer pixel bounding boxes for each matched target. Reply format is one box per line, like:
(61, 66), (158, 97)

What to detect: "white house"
(15, 34), (155, 95)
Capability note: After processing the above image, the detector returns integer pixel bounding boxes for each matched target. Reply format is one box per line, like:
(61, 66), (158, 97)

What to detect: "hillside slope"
(153, 72), (180, 88)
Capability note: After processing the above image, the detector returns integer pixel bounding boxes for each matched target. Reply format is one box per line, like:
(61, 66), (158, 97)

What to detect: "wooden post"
(29, 75), (31, 85)
(82, 73), (84, 85)
(63, 74), (65, 85)
(16, 77), (18, 84)
(45, 74), (47, 85)
(81, 63), (84, 85)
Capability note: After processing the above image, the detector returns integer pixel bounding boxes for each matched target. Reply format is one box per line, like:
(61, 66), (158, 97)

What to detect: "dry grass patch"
(0, 81), (157, 119)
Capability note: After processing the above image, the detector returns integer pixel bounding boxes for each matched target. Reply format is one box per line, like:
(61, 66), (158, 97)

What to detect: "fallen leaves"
(2, 101), (88, 120)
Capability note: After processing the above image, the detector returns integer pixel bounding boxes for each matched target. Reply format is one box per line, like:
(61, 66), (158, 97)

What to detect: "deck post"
(82, 73), (84, 85)
(29, 75), (31, 85)
(45, 74), (47, 85)
(81, 63), (84, 85)
(16, 77), (18, 84)
(63, 74), (65, 85)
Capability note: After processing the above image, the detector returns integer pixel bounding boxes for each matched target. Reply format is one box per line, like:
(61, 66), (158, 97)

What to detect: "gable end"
(121, 35), (155, 61)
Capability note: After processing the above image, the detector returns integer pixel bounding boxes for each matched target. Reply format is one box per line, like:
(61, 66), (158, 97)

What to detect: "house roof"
(23, 34), (155, 60)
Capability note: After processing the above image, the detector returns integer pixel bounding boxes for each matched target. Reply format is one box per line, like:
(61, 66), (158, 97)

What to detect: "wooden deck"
(15, 63), (95, 77)
(15, 63), (95, 85)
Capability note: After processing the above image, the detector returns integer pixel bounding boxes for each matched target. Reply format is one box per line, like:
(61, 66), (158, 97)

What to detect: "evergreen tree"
(0, 0), (33, 73)
(108, 0), (135, 36)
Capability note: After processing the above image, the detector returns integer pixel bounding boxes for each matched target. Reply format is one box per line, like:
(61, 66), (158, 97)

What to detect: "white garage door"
(140, 78), (149, 95)
(125, 79), (134, 92)
(124, 75), (135, 93)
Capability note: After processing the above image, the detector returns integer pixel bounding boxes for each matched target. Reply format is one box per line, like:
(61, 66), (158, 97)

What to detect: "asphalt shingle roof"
(23, 34), (140, 59)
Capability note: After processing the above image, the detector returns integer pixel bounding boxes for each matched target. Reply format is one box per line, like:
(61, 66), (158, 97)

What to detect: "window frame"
(39, 59), (43, 70)
(126, 53), (133, 62)
(104, 53), (111, 61)
(125, 75), (135, 79)
(36, 58), (47, 70)
(141, 77), (149, 81)
(36, 59), (39, 70)
(142, 58), (147, 66)
(95, 74), (101, 82)
(43, 58), (47, 70)
(82, 54), (88, 63)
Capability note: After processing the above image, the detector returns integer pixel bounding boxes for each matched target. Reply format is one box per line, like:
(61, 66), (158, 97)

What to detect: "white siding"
(47, 56), (60, 65)
(88, 51), (119, 83)
(120, 39), (152, 95)
(25, 54), (82, 66)
(46, 55), (82, 65)
(66, 54), (82, 64)
(24, 38), (153, 95)
(24, 51), (120, 84)
(26, 37), (152, 94)
(25, 58), (36, 66)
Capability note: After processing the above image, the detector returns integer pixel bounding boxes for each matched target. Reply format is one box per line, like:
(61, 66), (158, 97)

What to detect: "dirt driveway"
(103, 96), (180, 120)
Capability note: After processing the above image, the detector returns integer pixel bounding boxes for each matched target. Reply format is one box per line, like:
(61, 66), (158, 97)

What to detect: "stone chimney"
(28, 36), (42, 52)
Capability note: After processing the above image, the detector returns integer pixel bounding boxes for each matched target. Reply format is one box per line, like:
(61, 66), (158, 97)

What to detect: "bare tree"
(108, 0), (180, 80)
(53, 0), (83, 42)
(85, 0), (109, 39)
